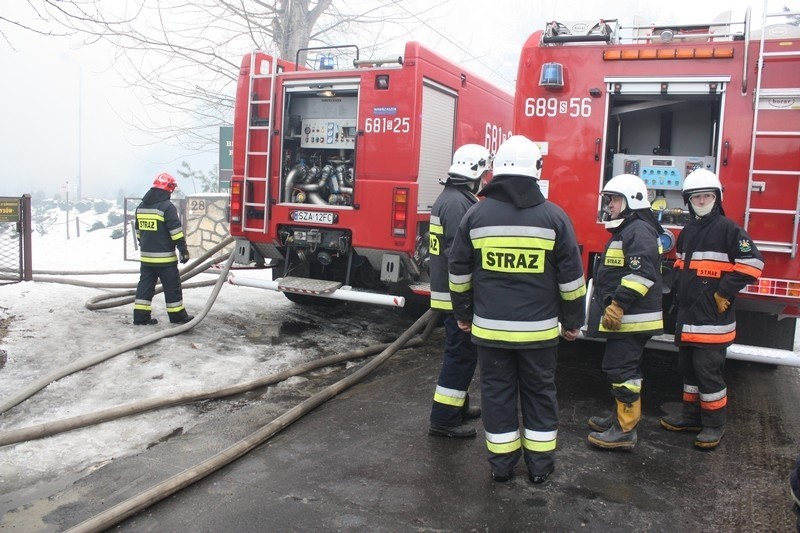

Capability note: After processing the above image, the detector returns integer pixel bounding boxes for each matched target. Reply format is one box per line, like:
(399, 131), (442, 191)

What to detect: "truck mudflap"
(408, 282), (431, 296)
(574, 330), (800, 368)
(228, 273), (406, 308)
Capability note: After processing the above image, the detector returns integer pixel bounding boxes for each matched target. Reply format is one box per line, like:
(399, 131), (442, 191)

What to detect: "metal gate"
(0, 196), (32, 284)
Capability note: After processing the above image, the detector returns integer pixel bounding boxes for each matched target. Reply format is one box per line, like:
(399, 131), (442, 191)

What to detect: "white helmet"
(602, 173), (651, 210)
(446, 144), (491, 184)
(682, 168), (722, 203)
(492, 135), (543, 180)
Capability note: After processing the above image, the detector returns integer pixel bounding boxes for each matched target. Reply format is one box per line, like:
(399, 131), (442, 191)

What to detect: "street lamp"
(59, 54), (82, 202)
(77, 64), (82, 202)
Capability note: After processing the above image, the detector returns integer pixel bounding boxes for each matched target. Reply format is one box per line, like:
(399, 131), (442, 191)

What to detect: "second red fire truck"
(513, 4), (800, 365)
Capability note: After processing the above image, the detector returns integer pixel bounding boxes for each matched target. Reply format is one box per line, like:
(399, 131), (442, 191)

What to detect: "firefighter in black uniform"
(428, 144), (491, 438)
(449, 135), (586, 484)
(660, 169), (763, 449)
(586, 173), (664, 449)
(133, 173), (194, 325)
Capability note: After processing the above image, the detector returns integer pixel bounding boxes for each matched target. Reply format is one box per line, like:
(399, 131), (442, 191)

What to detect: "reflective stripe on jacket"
(587, 216), (664, 337)
(429, 186), (478, 311)
(448, 195), (586, 349)
(135, 189), (187, 265)
(674, 212), (764, 347)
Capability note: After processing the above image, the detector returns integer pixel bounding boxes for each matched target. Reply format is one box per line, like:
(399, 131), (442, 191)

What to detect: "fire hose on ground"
(0, 237), (235, 415)
(1, 236), (439, 531)
(0, 328), (432, 447)
(63, 309), (436, 533)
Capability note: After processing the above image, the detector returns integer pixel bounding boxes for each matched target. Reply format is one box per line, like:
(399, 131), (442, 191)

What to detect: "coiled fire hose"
(27, 236), (236, 309)
(0, 238), (235, 415)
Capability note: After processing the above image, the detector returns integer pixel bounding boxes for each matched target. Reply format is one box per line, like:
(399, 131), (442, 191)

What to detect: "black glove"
(179, 250), (190, 264)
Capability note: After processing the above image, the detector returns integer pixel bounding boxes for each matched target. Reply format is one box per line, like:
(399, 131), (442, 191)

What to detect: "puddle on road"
(568, 473), (669, 513)
(240, 302), (412, 350)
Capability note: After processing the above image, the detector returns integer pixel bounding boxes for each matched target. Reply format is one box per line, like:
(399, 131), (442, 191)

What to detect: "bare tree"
(3, 1), (449, 153)
(784, 5), (800, 26)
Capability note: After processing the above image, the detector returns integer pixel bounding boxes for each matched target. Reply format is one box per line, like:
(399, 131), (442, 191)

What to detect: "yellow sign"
(0, 199), (19, 222)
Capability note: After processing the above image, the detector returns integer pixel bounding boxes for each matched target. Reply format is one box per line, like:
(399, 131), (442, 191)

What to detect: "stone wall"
(183, 193), (233, 258)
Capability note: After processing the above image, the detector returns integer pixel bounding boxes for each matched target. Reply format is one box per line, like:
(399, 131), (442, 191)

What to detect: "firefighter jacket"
(587, 214), (664, 337)
(673, 211), (764, 347)
(429, 185), (479, 312)
(135, 188), (188, 265)
(448, 175), (586, 349)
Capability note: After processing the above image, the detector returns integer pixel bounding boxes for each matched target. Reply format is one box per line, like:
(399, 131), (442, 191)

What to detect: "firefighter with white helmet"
(491, 134), (545, 179)
(133, 173), (194, 326)
(428, 144), (491, 438)
(585, 173), (664, 449)
(448, 135), (585, 483)
(660, 168), (763, 449)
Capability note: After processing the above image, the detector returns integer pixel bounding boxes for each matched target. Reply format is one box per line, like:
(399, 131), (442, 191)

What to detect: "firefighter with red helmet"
(133, 173), (194, 325)
(586, 174), (664, 449)
(428, 144), (491, 438)
(660, 169), (763, 449)
(448, 135), (585, 483)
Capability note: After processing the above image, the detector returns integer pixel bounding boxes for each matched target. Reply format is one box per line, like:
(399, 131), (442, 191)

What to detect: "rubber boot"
(588, 398), (640, 450)
(660, 402), (702, 432)
(693, 402), (726, 449)
(587, 410), (614, 432)
(694, 425), (725, 449)
(462, 405), (482, 420)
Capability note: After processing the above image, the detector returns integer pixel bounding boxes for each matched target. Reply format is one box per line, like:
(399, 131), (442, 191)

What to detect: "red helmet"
(152, 173), (177, 193)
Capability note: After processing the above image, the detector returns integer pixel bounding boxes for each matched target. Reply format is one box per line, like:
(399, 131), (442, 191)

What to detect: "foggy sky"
(0, 1), (765, 200)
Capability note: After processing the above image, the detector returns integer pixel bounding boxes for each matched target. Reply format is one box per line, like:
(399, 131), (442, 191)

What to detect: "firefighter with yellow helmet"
(586, 173), (664, 449)
(448, 135), (585, 483)
(660, 169), (763, 449)
(428, 144), (491, 438)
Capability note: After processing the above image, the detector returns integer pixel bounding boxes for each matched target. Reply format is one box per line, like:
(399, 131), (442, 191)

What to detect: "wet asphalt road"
(2, 303), (800, 532)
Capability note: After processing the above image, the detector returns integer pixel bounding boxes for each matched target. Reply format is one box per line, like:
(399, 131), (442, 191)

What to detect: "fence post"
(21, 194), (32, 281)
(65, 189), (70, 240)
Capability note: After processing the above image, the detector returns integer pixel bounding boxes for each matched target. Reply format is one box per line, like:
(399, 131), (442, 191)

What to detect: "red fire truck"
(228, 42), (512, 311)
(514, 6), (800, 366)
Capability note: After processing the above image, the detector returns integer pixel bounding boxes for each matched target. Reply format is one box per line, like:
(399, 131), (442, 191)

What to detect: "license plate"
(290, 210), (336, 225)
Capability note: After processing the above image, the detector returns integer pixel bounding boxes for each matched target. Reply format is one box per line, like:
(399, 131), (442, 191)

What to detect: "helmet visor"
(601, 193), (627, 220)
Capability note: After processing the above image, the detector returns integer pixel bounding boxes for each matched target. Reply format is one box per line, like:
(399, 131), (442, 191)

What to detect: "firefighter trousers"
(479, 345), (558, 478)
(430, 314), (479, 427)
(678, 345), (727, 428)
(134, 263), (189, 323)
(602, 335), (650, 404)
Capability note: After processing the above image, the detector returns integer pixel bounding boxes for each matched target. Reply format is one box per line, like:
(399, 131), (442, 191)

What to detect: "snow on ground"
(0, 203), (406, 506)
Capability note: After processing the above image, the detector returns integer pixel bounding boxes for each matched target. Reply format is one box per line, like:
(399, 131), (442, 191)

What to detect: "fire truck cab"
(514, 5), (800, 365)
(229, 43), (513, 310)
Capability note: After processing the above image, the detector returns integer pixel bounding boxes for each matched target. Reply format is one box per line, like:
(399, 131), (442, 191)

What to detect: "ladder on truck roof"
(242, 50), (280, 233)
(744, 2), (800, 257)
